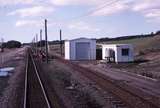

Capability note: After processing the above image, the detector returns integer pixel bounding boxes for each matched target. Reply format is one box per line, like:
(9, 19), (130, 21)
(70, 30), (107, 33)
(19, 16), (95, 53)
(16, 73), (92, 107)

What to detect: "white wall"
(64, 41), (70, 59)
(102, 45), (117, 61)
(65, 38), (96, 60)
(102, 44), (134, 63)
(116, 45), (134, 62)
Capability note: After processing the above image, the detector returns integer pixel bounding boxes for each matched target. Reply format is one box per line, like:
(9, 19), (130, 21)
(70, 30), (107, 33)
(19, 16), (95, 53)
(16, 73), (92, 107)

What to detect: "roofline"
(98, 44), (133, 46)
(65, 37), (96, 41)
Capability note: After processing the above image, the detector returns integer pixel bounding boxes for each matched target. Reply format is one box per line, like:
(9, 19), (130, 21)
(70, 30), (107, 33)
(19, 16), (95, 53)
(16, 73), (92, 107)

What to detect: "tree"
(37, 40), (46, 47)
(155, 30), (160, 35)
(5, 40), (21, 48)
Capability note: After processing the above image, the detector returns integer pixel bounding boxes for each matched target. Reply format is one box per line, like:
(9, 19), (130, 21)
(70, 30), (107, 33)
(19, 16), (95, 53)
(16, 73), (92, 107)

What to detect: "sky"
(0, 0), (160, 43)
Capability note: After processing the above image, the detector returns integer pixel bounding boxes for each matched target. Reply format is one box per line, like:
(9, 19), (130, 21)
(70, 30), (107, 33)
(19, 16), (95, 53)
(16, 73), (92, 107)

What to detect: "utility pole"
(60, 29), (63, 56)
(36, 34), (38, 55)
(45, 19), (49, 63)
(1, 38), (4, 52)
(40, 29), (42, 51)
(32, 38), (35, 49)
(33, 37), (35, 52)
(0, 38), (4, 68)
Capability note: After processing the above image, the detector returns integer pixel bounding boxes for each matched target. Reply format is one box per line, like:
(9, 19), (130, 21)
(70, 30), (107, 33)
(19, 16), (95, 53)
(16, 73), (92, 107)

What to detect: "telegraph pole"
(45, 19), (49, 63)
(60, 29), (63, 56)
(32, 37), (35, 49)
(36, 34), (38, 55)
(0, 38), (4, 68)
(33, 37), (35, 53)
(1, 38), (4, 52)
(40, 29), (42, 51)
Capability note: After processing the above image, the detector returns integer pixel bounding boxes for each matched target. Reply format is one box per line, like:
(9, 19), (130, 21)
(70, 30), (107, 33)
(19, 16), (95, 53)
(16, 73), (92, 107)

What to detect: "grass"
(0, 77), (9, 96)
(42, 61), (103, 108)
(99, 35), (160, 54)
(48, 35), (160, 56)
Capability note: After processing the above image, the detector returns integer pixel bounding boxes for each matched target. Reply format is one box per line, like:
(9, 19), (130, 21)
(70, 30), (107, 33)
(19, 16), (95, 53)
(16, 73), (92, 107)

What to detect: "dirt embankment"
(39, 59), (126, 108)
(0, 47), (27, 108)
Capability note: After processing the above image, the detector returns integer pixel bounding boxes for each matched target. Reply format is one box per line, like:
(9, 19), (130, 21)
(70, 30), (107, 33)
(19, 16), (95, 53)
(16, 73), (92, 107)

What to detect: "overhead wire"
(70, 0), (121, 21)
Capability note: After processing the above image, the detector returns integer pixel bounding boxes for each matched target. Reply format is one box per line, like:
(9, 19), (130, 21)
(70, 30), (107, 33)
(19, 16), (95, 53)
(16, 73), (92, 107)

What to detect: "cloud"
(15, 20), (42, 27)
(144, 9), (160, 18)
(68, 21), (100, 32)
(56, 0), (160, 21)
(51, 0), (106, 6)
(132, 0), (160, 12)
(8, 6), (54, 17)
(15, 19), (56, 27)
(132, 0), (160, 22)
(91, 1), (129, 16)
(51, 0), (131, 16)
(0, 0), (33, 6)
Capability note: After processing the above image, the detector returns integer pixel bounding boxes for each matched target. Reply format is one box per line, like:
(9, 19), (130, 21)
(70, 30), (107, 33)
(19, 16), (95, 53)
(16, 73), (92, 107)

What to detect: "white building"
(102, 44), (134, 63)
(65, 38), (96, 60)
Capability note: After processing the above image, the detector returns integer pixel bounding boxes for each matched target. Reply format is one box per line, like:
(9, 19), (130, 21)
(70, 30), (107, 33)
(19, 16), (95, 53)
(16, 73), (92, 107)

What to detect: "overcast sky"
(0, 0), (160, 43)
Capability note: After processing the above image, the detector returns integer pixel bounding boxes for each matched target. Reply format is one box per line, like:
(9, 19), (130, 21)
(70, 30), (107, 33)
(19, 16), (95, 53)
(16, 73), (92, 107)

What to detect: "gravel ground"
(76, 60), (160, 99)
(49, 43), (160, 79)
(40, 59), (126, 108)
(0, 77), (9, 96)
(0, 47), (26, 108)
(101, 50), (160, 79)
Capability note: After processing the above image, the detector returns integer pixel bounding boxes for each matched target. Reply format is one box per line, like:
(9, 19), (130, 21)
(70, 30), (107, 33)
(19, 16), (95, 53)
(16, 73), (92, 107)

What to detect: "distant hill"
(97, 32), (159, 43)
(97, 31), (160, 55)
(24, 30), (160, 55)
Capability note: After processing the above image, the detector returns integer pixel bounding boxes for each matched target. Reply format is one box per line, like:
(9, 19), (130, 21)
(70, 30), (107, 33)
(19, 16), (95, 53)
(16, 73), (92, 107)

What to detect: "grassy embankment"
(99, 35), (160, 54)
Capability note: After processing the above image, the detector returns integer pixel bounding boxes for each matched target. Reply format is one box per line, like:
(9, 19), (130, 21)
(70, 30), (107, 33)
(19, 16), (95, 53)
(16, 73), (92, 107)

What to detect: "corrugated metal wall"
(75, 42), (90, 60)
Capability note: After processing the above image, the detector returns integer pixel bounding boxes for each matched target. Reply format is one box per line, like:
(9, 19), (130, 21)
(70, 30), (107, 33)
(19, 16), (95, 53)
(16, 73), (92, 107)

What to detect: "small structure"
(102, 44), (134, 63)
(65, 38), (96, 60)
(0, 67), (15, 77)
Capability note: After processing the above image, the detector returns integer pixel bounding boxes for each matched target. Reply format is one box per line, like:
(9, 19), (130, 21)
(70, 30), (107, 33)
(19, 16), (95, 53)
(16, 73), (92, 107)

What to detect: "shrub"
(5, 40), (21, 48)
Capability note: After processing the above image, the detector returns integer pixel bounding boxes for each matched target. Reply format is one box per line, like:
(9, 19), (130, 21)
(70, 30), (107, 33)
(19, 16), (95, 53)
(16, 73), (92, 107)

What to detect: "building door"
(105, 49), (115, 62)
(76, 42), (90, 60)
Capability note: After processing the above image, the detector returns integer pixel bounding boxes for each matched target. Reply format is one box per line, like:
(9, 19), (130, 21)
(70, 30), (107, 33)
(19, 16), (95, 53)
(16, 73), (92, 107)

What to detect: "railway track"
(55, 55), (159, 108)
(23, 51), (52, 108)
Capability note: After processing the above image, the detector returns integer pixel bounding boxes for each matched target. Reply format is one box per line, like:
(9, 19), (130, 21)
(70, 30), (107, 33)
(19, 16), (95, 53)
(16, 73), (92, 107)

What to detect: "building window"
(122, 48), (129, 56)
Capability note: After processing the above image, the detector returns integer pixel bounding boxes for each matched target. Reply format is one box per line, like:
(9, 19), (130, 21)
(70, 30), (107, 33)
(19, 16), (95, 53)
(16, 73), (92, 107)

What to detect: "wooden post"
(32, 38), (34, 49)
(33, 37), (35, 50)
(40, 29), (42, 51)
(45, 19), (49, 63)
(60, 29), (63, 56)
(0, 38), (4, 68)
(36, 34), (38, 55)
(1, 38), (4, 52)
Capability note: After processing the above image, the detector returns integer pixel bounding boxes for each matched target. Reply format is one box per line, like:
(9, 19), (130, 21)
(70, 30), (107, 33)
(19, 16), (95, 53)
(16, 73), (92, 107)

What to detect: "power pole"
(32, 37), (35, 49)
(0, 38), (4, 68)
(36, 34), (38, 55)
(45, 19), (49, 63)
(1, 38), (4, 52)
(60, 29), (63, 56)
(40, 29), (42, 51)
(32, 37), (35, 52)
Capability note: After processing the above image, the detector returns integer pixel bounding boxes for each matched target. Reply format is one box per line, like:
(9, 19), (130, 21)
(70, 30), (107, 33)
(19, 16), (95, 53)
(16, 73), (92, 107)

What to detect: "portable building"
(102, 44), (134, 63)
(65, 38), (96, 60)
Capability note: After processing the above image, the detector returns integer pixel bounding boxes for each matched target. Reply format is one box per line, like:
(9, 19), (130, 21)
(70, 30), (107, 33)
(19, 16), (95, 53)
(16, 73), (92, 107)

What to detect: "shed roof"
(99, 44), (133, 47)
(65, 37), (96, 42)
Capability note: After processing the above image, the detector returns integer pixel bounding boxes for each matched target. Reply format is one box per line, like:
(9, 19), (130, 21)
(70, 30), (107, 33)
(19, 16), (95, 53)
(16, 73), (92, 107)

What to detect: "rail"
(55, 55), (159, 108)
(23, 49), (52, 108)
